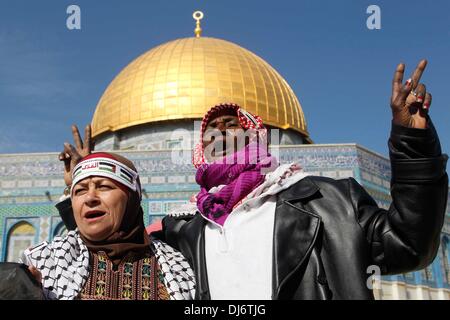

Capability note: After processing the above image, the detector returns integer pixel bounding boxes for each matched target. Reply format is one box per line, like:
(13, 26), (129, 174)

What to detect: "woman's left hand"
(390, 59), (432, 129)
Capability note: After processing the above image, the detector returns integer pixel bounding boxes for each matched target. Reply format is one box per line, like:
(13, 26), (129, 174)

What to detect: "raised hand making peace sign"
(58, 124), (93, 187)
(391, 59), (432, 129)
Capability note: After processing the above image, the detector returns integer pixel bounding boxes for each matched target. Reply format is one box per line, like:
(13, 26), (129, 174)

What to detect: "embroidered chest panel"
(81, 252), (169, 300)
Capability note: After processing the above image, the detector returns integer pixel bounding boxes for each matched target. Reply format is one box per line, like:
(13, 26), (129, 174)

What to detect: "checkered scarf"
(21, 230), (196, 300)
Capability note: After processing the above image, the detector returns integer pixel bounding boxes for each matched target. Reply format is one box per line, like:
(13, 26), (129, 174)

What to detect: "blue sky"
(0, 0), (449, 157)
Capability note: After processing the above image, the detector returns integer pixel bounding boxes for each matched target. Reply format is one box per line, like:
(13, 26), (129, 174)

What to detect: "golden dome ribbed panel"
(92, 37), (309, 139)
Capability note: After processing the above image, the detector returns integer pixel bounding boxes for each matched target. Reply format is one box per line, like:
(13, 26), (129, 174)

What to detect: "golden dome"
(92, 37), (310, 140)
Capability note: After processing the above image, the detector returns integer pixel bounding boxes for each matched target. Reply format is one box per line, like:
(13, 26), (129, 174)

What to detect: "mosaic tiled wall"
(1, 144), (449, 293)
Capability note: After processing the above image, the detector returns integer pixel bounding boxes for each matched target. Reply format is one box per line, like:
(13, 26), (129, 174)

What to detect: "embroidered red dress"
(80, 251), (169, 300)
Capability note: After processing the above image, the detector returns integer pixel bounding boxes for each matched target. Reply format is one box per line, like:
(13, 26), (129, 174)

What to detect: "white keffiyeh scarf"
(20, 230), (196, 300)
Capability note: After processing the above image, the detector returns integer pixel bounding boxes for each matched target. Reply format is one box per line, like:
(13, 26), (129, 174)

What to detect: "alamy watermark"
(64, 5), (381, 32)
(67, 5), (81, 30)
(170, 120), (280, 174)
(367, 265), (382, 290)
(366, 5), (381, 30)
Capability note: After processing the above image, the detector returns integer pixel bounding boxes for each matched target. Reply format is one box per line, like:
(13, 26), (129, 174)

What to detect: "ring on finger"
(416, 93), (425, 103)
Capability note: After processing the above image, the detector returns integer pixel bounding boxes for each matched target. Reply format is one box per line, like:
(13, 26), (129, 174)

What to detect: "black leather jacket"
(56, 122), (448, 300)
(159, 122), (448, 300)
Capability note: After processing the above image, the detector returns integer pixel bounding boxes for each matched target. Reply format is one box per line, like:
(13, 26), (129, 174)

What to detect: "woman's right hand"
(59, 125), (93, 187)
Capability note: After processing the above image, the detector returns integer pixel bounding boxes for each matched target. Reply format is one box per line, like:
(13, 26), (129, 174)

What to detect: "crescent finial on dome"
(193, 11), (204, 38)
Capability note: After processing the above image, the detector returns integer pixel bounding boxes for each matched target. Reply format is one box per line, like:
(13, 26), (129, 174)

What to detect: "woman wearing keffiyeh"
(19, 151), (196, 300)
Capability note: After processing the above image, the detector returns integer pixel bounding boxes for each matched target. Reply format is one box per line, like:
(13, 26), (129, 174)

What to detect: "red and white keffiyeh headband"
(192, 103), (265, 168)
(72, 153), (141, 198)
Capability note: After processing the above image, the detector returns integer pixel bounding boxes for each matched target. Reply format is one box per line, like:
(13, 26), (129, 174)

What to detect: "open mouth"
(84, 210), (107, 220)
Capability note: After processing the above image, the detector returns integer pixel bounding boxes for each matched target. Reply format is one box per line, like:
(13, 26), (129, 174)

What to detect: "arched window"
(6, 222), (37, 262)
(53, 222), (68, 239)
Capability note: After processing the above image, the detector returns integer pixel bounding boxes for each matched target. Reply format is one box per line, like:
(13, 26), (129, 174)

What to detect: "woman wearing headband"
(21, 152), (195, 300)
